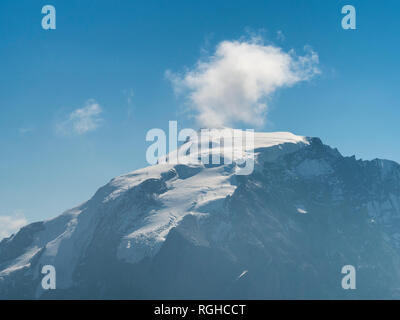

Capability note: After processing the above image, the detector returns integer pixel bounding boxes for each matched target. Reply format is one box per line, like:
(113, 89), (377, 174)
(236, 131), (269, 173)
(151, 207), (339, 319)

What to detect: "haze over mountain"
(1, 130), (400, 299)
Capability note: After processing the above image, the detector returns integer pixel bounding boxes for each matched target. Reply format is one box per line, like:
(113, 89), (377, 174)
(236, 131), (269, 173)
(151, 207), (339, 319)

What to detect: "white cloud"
(167, 38), (320, 128)
(0, 213), (27, 240)
(57, 100), (103, 135)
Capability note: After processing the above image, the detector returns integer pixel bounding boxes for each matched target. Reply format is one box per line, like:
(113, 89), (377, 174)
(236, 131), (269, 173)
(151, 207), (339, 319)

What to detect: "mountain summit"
(1, 131), (400, 299)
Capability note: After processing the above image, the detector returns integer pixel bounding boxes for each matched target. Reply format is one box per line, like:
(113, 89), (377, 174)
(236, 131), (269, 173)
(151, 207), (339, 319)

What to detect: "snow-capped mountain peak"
(2, 131), (400, 299)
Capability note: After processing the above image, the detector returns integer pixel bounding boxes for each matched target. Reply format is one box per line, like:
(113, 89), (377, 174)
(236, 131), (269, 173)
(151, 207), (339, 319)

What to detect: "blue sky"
(0, 0), (399, 228)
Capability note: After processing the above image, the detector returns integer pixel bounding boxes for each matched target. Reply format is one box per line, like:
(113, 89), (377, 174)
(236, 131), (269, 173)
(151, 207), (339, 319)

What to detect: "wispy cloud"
(57, 99), (103, 135)
(124, 88), (134, 105)
(276, 30), (285, 42)
(123, 89), (135, 119)
(167, 37), (320, 128)
(18, 127), (35, 135)
(0, 212), (27, 240)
